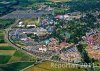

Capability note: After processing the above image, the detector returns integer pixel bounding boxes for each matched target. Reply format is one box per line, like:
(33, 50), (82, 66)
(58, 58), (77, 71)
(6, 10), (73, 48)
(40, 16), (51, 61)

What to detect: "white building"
(17, 21), (25, 27)
(27, 25), (36, 28)
(39, 45), (47, 52)
(20, 38), (28, 41)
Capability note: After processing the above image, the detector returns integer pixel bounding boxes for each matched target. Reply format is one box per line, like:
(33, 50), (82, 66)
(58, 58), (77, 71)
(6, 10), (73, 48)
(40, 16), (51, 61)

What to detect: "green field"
(0, 44), (37, 64)
(0, 25), (37, 65)
(94, 67), (100, 71)
(0, 55), (11, 64)
(0, 62), (35, 71)
(0, 30), (5, 43)
(0, 50), (16, 56)
(24, 61), (88, 71)
(0, 46), (15, 50)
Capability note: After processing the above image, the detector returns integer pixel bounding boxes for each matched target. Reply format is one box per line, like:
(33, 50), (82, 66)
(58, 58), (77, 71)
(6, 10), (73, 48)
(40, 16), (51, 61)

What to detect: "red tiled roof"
(60, 42), (69, 47)
(87, 32), (100, 45)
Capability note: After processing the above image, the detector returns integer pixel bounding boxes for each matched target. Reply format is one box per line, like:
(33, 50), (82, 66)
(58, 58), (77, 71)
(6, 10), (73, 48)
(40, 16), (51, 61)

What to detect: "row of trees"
(67, 1), (100, 12)
(77, 44), (94, 71)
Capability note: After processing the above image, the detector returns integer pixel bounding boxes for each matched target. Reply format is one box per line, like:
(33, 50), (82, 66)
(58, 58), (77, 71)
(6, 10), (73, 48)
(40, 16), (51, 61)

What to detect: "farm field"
(0, 43), (37, 64)
(0, 46), (15, 50)
(24, 61), (88, 71)
(0, 43), (16, 64)
(0, 55), (11, 64)
(0, 30), (37, 63)
(0, 23), (37, 65)
(0, 50), (16, 56)
(0, 28), (38, 71)
(0, 43), (10, 46)
(0, 30), (5, 43)
(0, 62), (35, 71)
(0, 30), (14, 64)
(94, 67), (100, 71)
(0, 42), (38, 70)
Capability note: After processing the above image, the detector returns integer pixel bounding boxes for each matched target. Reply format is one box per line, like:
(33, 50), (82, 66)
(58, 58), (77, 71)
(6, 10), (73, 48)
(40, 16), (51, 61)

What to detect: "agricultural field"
(0, 30), (5, 43)
(0, 19), (36, 66)
(0, 50), (16, 56)
(0, 31), (38, 71)
(0, 18), (38, 71)
(0, 30), (15, 64)
(24, 61), (88, 71)
(0, 44), (37, 64)
(94, 67), (100, 71)
(0, 19), (37, 63)
(0, 44), (38, 71)
(0, 46), (15, 50)
(0, 55), (11, 64)
(0, 62), (35, 71)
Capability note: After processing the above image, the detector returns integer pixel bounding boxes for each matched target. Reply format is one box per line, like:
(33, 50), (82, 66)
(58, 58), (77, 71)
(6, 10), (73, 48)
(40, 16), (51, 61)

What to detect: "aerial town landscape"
(0, 0), (100, 71)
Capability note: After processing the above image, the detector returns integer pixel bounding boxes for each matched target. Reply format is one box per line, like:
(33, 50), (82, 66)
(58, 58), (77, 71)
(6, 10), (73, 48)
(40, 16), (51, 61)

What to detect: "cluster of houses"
(38, 38), (73, 52)
(86, 45), (100, 60)
(21, 37), (81, 63)
(55, 12), (82, 20)
(37, 37), (82, 63)
(39, 18), (57, 33)
(83, 29), (100, 60)
(12, 12), (85, 63)
(60, 46), (82, 63)
(83, 29), (100, 49)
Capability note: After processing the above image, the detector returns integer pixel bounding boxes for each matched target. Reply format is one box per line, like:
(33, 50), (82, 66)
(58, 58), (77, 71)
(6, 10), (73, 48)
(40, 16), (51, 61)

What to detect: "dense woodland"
(0, 0), (100, 16)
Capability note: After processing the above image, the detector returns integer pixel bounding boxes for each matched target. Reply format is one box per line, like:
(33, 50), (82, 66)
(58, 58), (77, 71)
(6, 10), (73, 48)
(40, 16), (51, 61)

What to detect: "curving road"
(4, 19), (36, 57)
